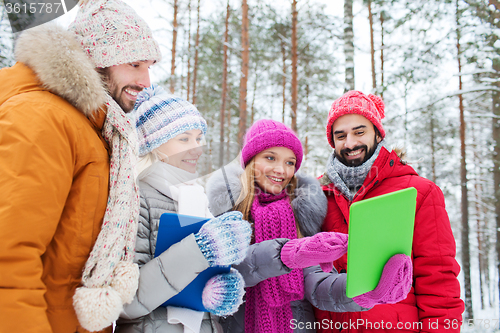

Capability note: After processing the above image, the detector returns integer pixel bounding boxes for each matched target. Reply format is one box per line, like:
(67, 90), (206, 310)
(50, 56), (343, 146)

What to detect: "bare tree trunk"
(304, 84), (310, 171)
(492, 57), (500, 323)
(192, 0), (201, 105)
(380, 12), (384, 98)
(368, 0), (376, 90)
(180, 28), (188, 97)
(227, 83), (232, 164)
(429, 107), (436, 183)
(483, 203), (494, 308)
(238, 0), (250, 145)
(186, 0), (192, 101)
(170, 0), (179, 94)
(220, 1), (230, 167)
(476, 187), (486, 310)
(291, 0), (298, 133)
(456, 0), (473, 320)
(251, 63), (258, 125)
(281, 38), (287, 124)
(403, 81), (408, 145)
(472, 128), (485, 309)
(482, 201), (493, 308)
(344, 0), (355, 91)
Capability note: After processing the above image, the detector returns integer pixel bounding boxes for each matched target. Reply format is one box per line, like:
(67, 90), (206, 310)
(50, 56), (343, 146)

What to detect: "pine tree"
(192, 0), (201, 105)
(459, 0), (500, 317)
(0, 0), (14, 69)
(366, 0), (376, 90)
(170, 0), (179, 94)
(291, 0), (298, 133)
(238, 0), (249, 145)
(220, 0), (230, 167)
(344, 0), (355, 91)
(186, 0), (192, 101)
(455, 0), (473, 320)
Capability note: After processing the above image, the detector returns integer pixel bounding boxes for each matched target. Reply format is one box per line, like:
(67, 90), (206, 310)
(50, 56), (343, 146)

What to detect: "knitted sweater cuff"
(279, 240), (296, 269)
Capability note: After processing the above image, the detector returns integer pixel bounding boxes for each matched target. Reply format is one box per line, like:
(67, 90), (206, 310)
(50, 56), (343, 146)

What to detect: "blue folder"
(154, 212), (230, 311)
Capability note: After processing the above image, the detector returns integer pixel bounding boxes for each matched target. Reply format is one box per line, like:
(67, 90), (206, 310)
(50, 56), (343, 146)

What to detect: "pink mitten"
(353, 254), (412, 308)
(280, 232), (348, 272)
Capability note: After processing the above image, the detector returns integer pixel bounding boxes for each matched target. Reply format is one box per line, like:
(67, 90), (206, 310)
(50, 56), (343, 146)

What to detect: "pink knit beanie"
(69, 0), (162, 68)
(241, 119), (303, 170)
(326, 91), (386, 148)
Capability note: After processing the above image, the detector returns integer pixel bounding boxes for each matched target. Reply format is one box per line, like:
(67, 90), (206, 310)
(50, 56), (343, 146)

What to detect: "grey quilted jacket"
(206, 164), (364, 333)
(115, 181), (222, 333)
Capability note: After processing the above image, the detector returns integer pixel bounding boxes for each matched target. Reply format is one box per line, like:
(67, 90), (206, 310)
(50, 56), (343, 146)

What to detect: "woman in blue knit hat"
(115, 84), (252, 333)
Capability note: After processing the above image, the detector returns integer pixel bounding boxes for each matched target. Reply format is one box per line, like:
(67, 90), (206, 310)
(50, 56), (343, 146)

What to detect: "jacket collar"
(88, 108), (107, 131)
(88, 107), (110, 153)
(322, 147), (418, 202)
(206, 163), (326, 237)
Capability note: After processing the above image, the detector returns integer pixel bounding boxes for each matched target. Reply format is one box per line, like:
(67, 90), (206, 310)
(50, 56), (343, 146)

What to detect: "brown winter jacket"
(0, 26), (112, 333)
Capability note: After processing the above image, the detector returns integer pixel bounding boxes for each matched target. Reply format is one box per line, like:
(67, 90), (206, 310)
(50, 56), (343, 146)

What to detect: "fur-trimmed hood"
(206, 163), (326, 237)
(11, 24), (107, 116)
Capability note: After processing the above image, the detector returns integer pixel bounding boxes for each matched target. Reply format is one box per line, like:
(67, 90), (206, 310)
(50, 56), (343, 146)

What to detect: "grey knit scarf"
(326, 140), (386, 201)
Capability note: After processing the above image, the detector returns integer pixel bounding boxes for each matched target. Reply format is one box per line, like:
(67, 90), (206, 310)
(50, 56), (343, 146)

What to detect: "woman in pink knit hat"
(206, 119), (413, 333)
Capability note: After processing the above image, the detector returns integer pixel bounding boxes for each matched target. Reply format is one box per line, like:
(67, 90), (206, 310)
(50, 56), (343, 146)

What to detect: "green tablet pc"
(346, 187), (417, 298)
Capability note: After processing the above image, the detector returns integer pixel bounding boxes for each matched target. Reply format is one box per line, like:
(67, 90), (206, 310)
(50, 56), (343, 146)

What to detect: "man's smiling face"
(331, 113), (382, 167)
(103, 60), (155, 112)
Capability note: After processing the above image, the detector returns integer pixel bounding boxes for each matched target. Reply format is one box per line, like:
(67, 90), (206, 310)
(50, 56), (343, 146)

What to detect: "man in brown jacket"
(0, 1), (161, 332)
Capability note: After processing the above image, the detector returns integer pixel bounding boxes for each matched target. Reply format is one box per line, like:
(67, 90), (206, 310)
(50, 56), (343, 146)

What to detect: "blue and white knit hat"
(135, 85), (208, 157)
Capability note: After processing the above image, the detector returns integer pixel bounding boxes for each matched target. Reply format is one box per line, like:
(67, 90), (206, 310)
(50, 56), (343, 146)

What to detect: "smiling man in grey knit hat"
(0, 0), (161, 332)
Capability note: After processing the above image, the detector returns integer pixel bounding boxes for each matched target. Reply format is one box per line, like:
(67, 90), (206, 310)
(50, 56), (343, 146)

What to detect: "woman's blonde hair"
(136, 151), (162, 180)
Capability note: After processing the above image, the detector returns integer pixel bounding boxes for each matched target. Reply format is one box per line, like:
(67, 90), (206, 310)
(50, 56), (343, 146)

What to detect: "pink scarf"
(244, 190), (304, 333)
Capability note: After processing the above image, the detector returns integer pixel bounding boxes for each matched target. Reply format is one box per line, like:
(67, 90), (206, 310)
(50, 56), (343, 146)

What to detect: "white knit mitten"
(194, 211), (251, 266)
(202, 268), (245, 316)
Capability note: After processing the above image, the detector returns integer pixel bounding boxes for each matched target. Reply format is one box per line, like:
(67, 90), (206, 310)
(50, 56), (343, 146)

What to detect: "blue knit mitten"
(202, 268), (245, 316)
(194, 211), (251, 266)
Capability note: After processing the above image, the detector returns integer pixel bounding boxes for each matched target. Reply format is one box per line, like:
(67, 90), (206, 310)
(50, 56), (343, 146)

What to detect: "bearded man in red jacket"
(313, 91), (464, 333)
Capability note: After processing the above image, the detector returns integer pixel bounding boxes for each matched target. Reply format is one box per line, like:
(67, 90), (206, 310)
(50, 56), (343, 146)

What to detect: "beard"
(101, 69), (143, 113)
(108, 83), (144, 113)
(336, 135), (379, 167)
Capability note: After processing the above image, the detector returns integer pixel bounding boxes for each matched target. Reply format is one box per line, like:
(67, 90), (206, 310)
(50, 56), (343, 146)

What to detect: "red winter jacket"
(315, 147), (464, 333)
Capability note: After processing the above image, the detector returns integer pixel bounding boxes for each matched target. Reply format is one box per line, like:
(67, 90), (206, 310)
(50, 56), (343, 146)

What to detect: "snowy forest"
(1, 0), (499, 329)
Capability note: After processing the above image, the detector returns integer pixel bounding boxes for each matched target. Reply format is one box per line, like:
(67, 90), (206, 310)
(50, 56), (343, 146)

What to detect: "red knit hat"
(326, 90), (386, 148)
